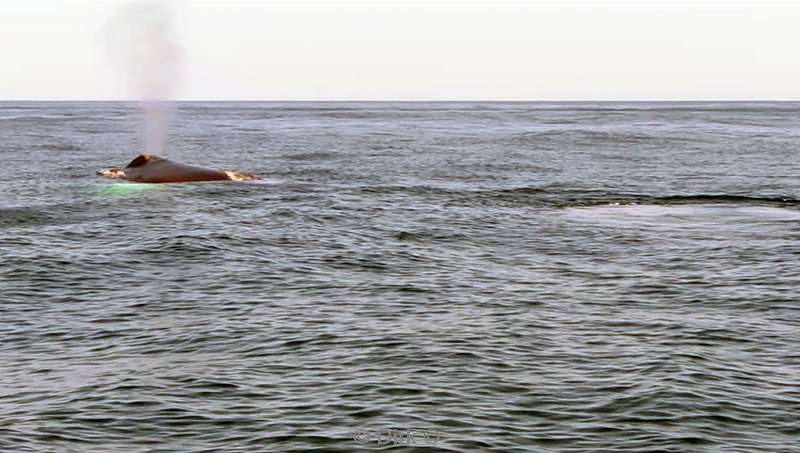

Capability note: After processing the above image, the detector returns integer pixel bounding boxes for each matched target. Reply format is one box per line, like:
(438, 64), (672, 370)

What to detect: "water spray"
(103, 1), (181, 156)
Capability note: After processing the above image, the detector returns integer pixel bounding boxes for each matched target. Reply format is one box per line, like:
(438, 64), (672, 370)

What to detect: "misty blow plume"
(104, 1), (181, 156)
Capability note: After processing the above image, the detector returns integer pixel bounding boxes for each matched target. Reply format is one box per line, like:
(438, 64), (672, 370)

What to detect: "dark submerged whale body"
(97, 154), (258, 183)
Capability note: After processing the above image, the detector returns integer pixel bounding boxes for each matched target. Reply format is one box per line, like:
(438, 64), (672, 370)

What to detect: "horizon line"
(2, 99), (800, 103)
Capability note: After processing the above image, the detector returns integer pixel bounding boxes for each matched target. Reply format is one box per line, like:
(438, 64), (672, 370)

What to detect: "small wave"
(561, 194), (800, 208)
(494, 186), (550, 195)
(124, 235), (229, 261)
(31, 144), (82, 151)
(0, 207), (51, 227)
(0, 115), (104, 122)
(0, 115), (66, 122)
(658, 194), (800, 205)
(281, 151), (339, 161)
(0, 201), (119, 229)
(527, 103), (800, 113)
(358, 185), (463, 196)
(508, 129), (706, 145)
(233, 127), (267, 132)
(357, 184), (800, 211)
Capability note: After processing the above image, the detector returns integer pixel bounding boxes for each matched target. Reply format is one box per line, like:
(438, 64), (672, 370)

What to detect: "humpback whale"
(97, 154), (257, 183)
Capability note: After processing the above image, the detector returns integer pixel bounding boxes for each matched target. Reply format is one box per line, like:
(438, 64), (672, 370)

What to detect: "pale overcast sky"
(1, 0), (799, 100)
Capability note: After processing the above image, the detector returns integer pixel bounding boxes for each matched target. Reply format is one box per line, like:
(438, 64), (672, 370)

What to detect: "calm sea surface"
(1, 101), (799, 452)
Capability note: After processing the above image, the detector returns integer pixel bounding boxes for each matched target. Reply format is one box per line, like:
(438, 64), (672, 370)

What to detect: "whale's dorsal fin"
(126, 154), (163, 168)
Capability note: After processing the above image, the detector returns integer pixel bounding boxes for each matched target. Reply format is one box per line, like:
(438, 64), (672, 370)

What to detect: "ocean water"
(1, 101), (799, 452)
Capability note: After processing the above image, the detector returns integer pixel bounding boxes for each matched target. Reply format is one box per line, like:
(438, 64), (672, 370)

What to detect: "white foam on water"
(243, 179), (283, 185)
(563, 204), (800, 228)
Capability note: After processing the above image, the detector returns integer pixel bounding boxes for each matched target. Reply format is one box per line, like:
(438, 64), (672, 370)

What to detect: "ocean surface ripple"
(1, 101), (799, 452)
